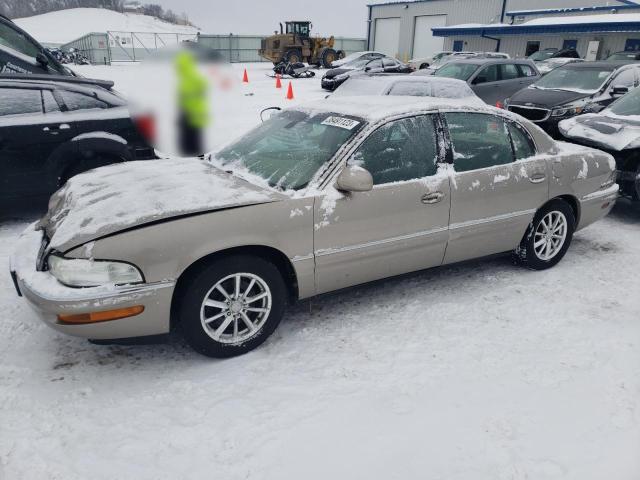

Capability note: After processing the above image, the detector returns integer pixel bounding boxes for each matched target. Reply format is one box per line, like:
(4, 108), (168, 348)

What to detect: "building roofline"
(433, 19), (640, 37)
(506, 3), (640, 18)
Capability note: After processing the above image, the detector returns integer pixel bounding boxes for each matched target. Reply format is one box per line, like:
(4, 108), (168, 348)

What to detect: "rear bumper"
(10, 225), (174, 340)
(577, 184), (619, 230)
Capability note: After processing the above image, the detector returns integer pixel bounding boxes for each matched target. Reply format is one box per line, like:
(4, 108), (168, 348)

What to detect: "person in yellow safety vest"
(175, 50), (209, 156)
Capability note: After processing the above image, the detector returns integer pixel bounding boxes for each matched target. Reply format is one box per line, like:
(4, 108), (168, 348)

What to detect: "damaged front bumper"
(9, 225), (175, 340)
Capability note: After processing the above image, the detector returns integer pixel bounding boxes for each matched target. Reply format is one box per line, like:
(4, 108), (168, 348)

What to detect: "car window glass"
(473, 64), (499, 84)
(517, 64), (537, 77)
(382, 58), (396, 68)
(507, 122), (536, 160)
(0, 88), (42, 116)
(0, 22), (41, 58)
(60, 91), (108, 111)
(42, 90), (60, 113)
(367, 59), (383, 70)
(611, 69), (636, 88)
(446, 113), (514, 172)
(500, 64), (519, 80)
(350, 115), (438, 185)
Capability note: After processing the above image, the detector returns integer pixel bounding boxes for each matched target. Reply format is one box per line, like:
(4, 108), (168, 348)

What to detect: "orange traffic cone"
(242, 69), (249, 83)
(275, 74), (282, 89)
(286, 81), (294, 100)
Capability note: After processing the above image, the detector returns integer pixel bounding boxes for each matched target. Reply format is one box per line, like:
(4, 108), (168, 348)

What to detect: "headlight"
(48, 255), (143, 287)
(551, 105), (584, 117)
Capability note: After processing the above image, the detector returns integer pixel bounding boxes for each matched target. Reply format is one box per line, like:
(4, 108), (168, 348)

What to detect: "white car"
(331, 51), (385, 68)
(408, 51), (454, 70)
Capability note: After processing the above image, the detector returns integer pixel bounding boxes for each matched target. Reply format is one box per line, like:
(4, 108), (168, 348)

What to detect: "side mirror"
(260, 106), (281, 122)
(612, 85), (630, 97)
(364, 66), (371, 72)
(36, 52), (49, 67)
(335, 165), (373, 192)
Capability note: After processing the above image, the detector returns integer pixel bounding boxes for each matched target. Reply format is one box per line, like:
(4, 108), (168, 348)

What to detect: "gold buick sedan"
(10, 96), (619, 357)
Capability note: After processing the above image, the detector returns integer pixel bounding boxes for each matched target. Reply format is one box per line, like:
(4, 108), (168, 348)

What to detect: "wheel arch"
(543, 194), (580, 225)
(170, 245), (299, 330)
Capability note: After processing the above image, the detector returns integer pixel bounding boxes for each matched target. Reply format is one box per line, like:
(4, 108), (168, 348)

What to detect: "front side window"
(607, 85), (640, 116)
(382, 58), (397, 68)
(610, 69), (636, 89)
(518, 64), (537, 77)
(445, 113), (513, 172)
(60, 91), (108, 111)
(366, 59), (383, 70)
(216, 110), (363, 190)
(349, 115), (438, 185)
(0, 88), (42, 117)
(473, 64), (499, 84)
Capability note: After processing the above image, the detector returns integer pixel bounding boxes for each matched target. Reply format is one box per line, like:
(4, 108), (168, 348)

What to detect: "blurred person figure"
(175, 50), (209, 156)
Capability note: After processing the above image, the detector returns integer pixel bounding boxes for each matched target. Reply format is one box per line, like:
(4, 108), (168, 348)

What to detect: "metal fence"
(197, 35), (367, 63)
(62, 32), (366, 65)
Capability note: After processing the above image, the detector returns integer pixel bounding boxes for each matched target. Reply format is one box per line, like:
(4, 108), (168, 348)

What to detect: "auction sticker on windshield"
(321, 116), (360, 130)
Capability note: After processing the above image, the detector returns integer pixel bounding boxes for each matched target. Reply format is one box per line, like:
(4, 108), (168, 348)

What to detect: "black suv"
(505, 62), (640, 137)
(0, 13), (71, 76)
(0, 78), (156, 207)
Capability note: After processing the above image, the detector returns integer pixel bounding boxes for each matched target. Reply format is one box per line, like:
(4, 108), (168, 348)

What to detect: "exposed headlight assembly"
(48, 255), (143, 287)
(551, 105), (584, 117)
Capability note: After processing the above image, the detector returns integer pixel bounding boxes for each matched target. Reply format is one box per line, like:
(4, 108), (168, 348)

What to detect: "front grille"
(508, 105), (550, 122)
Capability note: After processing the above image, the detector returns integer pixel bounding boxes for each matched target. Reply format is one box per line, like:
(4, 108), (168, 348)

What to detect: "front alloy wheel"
(180, 255), (286, 358)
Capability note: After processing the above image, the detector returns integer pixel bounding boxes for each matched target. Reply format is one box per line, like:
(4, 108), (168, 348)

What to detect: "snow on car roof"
(298, 95), (493, 122)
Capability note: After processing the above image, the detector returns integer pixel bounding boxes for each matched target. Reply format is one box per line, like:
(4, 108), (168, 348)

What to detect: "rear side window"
(60, 91), (108, 111)
(500, 64), (519, 80)
(508, 122), (536, 160)
(473, 64), (499, 84)
(382, 58), (397, 68)
(0, 88), (42, 116)
(350, 115), (438, 185)
(446, 113), (513, 172)
(611, 68), (637, 88)
(518, 64), (537, 77)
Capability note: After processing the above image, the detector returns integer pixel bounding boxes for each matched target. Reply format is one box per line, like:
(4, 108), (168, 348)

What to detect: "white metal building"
(367, 0), (640, 60)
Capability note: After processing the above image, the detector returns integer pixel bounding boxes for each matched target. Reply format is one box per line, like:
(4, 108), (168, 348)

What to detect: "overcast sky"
(151, 0), (372, 38)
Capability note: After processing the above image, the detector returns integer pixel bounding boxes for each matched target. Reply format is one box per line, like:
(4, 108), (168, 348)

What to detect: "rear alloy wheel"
(515, 200), (575, 270)
(179, 255), (286, 358)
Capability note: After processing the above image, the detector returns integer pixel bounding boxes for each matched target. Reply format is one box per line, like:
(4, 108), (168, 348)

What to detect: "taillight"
(496, 100), (504, 109)
(133, 114), (155, 144)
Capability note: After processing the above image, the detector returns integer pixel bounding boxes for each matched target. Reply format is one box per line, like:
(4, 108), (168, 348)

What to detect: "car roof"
(562, 61), (627, 69)
(0, 78), (123, 104)
(452, 58), (532, 65)
(300, 95), (495, 122)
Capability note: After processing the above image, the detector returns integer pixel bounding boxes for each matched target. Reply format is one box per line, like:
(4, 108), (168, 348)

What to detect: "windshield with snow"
(215, 110), (363, 190)
(533, 66), (614, 93)
(608, 86), (640, 116)
(433, 62), (478, 81)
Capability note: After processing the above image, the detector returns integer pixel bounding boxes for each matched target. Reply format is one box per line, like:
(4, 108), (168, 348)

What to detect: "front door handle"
(43, 124), (71, 132)
(421, 192), (444, 204)
(529, 173), (547, 184)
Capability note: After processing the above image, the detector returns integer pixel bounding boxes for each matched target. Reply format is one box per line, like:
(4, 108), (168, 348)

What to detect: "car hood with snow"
(508, 85), (592, 109)
(38, 158), (282, 252)
(559, 113), (640, 151)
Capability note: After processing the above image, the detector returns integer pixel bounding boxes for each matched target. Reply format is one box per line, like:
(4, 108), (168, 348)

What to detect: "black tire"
(514, 199), (576, 270)
(284, 49), (302, 64)
(321, 48), (337, 68)
(633, 162), (640, 201)
(179, 255), (287, 358)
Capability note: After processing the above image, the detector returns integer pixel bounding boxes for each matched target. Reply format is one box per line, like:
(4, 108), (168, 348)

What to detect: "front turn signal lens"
(58, 305), (144, 325)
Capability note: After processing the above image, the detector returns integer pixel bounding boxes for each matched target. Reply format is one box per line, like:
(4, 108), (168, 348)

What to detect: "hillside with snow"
(14, 8), (199, 45)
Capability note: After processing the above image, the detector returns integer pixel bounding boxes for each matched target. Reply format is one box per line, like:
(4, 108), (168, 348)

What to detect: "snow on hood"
(39, 158), (281, 252)
(559, 113), (640, 151)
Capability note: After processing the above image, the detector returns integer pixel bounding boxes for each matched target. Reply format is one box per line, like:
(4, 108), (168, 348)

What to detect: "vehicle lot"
(1, 63), (640, 479)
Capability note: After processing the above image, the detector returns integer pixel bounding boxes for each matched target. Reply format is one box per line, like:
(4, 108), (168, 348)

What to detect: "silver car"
(10, 96), (619, 357)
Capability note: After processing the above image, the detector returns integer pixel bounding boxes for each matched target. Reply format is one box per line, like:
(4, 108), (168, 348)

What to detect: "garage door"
(374, 17), (401, 57)
(412, 15), (447, 59)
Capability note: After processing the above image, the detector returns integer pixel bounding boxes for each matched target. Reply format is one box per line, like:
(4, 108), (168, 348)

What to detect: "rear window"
(0, 88), (42, 116)
(0, 22), (40, 58)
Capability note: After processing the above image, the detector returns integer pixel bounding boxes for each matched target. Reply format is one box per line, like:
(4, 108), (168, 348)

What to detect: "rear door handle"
(43, 123), (70, 132)
(421, 192), (444, 204)
(530, 173), (546, 184)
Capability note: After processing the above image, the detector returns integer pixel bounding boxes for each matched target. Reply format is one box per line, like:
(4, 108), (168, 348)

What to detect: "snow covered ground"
(1, 63), (640, 480)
